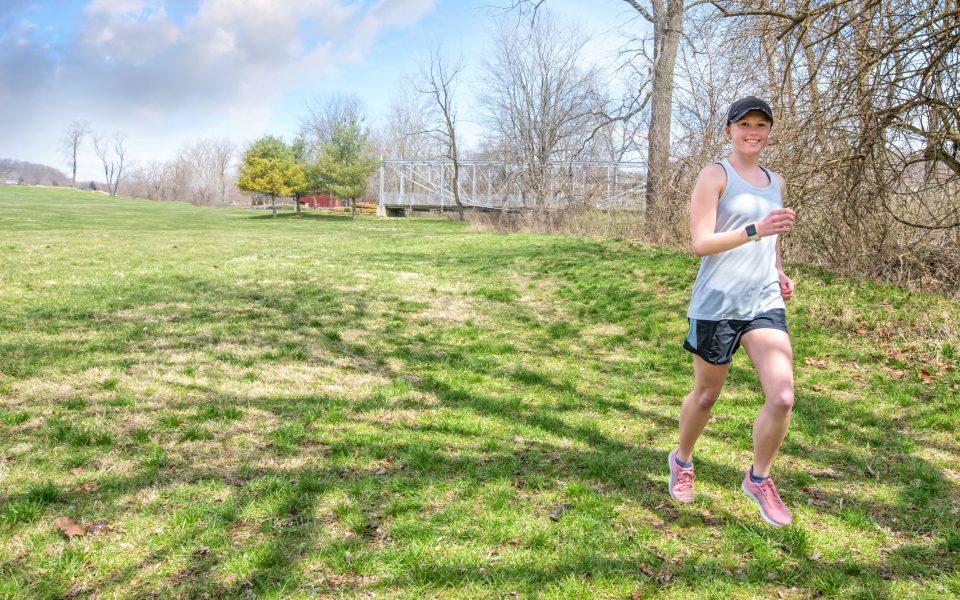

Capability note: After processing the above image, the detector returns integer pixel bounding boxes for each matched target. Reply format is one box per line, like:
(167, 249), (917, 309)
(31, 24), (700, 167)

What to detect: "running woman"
(667, 96), (798, 527)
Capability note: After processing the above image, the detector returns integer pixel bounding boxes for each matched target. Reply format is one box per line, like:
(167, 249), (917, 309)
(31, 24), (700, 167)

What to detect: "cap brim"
(728, 107), (773, 123)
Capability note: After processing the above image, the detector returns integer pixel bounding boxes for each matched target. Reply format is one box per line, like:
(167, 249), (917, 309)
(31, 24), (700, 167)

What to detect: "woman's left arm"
(776, 238), (794, 301)
(774, 172), (795, 301)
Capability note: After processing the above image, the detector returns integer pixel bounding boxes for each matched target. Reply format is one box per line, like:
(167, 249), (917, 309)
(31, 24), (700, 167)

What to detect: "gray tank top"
(687, 158), (785, 320)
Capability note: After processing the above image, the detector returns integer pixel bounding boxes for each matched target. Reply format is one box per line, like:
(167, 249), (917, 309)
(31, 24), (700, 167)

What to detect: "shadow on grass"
(1, 235), (957, 596)
(253, 211), (357, 222)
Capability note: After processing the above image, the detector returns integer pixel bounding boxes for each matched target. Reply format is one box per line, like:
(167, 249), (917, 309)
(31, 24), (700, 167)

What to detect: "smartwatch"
(745, 223), (761, 242)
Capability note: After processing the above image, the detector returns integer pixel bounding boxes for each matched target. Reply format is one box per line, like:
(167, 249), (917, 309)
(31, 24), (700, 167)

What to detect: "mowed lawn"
(1, 186), (958, 599)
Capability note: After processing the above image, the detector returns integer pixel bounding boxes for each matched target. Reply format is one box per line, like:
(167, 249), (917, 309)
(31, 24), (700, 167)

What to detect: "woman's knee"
(692, 387), (722, 410)
(766, 388), (794, 412)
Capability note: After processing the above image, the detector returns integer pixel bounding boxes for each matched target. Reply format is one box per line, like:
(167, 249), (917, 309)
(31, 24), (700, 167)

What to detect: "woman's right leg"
(677, 355), (730, 462)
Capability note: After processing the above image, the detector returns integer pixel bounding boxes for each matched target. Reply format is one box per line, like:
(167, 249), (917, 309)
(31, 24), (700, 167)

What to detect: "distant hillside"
(0, 159), (71, 186)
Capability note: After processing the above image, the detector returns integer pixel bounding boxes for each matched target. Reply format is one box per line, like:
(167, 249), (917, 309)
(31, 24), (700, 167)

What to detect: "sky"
(0, 0), (642, 181)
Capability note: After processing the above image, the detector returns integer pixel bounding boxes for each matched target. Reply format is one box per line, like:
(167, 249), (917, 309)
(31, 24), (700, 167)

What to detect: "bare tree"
(299, 93), (366, 155)
(415, 45), (467, 219)
(61, 120), (90, 187)
(511, 0), (696, 216)
(696, 0), (960, 290)
(211, 138), (235, 205)
(480, 12), (600, 208)
(93, 133), (128, 196)
(116, 138), (242, 206)
(621, 0), (688, 217)
(384, 81), (440, 160)
(590, 88), (645, 165)
(144, 161), (167, 200)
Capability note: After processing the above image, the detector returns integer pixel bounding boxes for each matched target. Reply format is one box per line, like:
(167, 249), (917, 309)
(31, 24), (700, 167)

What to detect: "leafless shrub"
(92, 132), (127, 197)
(698, 0), (960, 293)
(119, 137), (239, 205)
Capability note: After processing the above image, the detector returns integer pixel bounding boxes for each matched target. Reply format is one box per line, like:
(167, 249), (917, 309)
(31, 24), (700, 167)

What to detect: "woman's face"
(725, 111), (771, 156)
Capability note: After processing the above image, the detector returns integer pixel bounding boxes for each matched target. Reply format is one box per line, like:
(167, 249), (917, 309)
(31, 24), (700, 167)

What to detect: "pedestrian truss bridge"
(377, 159), (646, 213)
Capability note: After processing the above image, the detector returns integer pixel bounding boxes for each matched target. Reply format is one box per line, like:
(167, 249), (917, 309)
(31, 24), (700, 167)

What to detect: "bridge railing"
(377, 159), (646, 212)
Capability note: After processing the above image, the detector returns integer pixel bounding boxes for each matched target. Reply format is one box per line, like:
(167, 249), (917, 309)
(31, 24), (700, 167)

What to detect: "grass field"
(1, 186), (958, 599)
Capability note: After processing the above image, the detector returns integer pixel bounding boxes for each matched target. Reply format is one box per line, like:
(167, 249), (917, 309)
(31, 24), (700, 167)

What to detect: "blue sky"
(0, 0), (641, 181)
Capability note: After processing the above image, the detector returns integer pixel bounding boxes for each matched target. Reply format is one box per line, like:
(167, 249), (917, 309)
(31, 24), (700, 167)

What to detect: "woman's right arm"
(689, 165), (795, 258)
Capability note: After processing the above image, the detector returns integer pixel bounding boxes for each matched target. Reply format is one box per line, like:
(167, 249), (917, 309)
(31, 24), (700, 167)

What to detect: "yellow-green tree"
(237, 136), (307, 218)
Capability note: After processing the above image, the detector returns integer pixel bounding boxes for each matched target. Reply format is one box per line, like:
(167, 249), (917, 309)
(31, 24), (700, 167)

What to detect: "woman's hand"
(778, 270), (795, 301)
(757, 208), (796, 237)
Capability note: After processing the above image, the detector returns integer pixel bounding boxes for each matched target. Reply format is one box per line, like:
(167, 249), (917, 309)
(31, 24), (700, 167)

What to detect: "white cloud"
(58, 0), (435, 113)
(0, 0), (438, 179)
(79, 4), (181, 65)
(84, 0), (157, 17)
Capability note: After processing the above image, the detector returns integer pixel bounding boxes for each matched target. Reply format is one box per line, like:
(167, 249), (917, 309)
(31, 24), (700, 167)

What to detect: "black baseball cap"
(726, 96), (773, 125)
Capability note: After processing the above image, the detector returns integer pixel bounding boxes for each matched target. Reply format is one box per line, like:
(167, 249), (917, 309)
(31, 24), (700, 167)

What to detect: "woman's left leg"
(739, 327), (794, 477)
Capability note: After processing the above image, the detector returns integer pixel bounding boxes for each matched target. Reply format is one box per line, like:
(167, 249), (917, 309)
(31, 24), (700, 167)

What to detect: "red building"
(296, 192), (342, 208)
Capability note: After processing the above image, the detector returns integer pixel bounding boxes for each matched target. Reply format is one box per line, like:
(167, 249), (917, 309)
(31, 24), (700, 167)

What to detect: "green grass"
(0, 186), (958, 598)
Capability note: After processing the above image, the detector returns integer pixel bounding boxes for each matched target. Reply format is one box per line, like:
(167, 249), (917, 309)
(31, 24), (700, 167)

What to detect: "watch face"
(746, 224), (757, 237)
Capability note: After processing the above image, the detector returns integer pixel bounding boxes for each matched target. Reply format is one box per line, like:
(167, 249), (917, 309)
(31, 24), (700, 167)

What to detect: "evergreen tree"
(315, 123), (377, 218)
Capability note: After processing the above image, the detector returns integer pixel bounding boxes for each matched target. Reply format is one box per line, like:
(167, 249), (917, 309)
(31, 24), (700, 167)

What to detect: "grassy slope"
(0, 186), (957, 599)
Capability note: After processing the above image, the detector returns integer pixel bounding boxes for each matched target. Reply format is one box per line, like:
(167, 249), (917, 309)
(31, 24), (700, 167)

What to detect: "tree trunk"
(643, 0), (685, 222)
(271, 195), (277, 218)
(295, 195), (301, 215)
(351, 197), (357, 219)
(451, 163), (465, 221)
(447, 129), (465, 221)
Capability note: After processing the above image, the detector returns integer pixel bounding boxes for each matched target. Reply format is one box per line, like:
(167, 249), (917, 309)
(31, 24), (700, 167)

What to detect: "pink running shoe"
(741, 471), (793, 527)
(667, 449), (695, 503)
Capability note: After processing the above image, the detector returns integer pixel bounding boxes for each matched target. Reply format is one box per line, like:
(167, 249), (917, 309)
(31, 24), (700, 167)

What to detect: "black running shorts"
(682, 308), (789, 365)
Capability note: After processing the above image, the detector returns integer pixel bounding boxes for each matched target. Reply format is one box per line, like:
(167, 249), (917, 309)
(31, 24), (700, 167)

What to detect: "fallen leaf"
(87, 520), (112, 534)
(54, 517), (86, 539)
(809, 550), (822, 560)
(884, 367), (906, 379)
(76, 482), (99, 493)
(549, 503), (573, 522)
(71, 467), (84, 475)
(804, 357), (828, 368)
(919, 368), (933, 384)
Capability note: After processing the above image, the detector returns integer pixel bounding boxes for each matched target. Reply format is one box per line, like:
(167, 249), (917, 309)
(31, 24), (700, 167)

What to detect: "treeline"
(489, 1), (959, 293)
(667, 0), (960, 292)
(54, 0), (958, 293)
(0, 159), (71, 186)
(120, 138), (241, 205)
